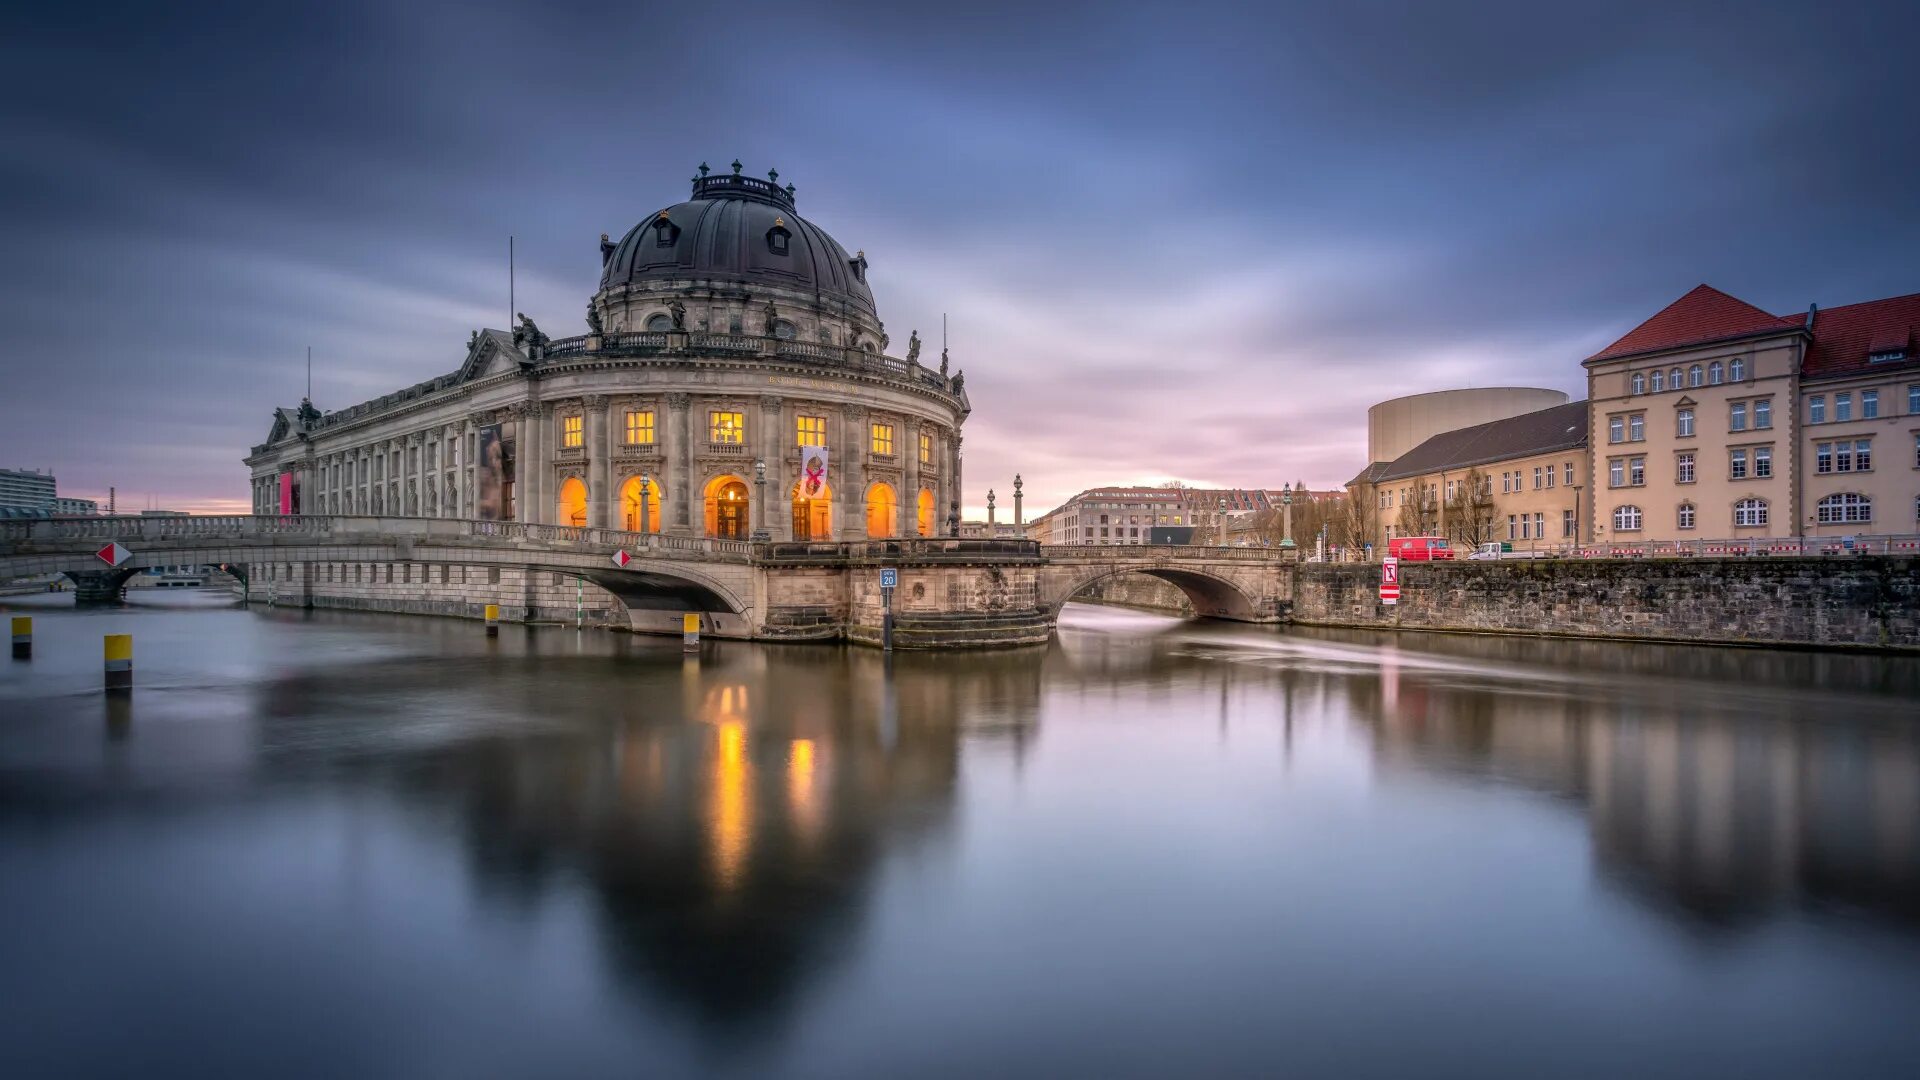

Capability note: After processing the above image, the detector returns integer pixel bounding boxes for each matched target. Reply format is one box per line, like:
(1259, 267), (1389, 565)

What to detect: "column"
(841, 404), (867, 540)
(759, 395), (783, 535)
(523, 403), (546, 524)
(586, 394), (611, 529)
(948, 431), (964, 536)
(903, 419), (921, 536)
(666, 393), (692, 533)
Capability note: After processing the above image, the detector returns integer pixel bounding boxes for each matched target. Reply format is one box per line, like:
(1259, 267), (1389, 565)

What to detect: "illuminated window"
(709, 411), (744, 444)
(562, 415), (583, 449)
(624, 410), (655, 445)
(871, 422), (895, 455)
(919, 431), (932, 464)
(796, 415), (826, 447)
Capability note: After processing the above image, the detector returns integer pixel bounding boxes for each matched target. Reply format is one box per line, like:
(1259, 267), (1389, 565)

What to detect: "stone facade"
(1292, 558), (1919, 650)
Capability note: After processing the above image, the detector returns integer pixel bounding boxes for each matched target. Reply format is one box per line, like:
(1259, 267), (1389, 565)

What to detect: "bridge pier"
(66, 570), (131, 606)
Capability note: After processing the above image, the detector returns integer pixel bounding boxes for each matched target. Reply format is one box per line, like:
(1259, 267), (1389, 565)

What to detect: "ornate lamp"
(751, 459), (770, 542)
(1280, 482), (1296, 550)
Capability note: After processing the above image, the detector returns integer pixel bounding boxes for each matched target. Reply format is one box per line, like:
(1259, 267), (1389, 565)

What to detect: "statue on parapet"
(668, 297), (687, 331)
(763, 298), (780, 336)
(951, 370), (964, 394)
(513, 312), (548, 351)
(467, 329), (481, 350)
(939, 346), (949, 377)
(585, 301), (603, 336)
(906, 330), (921, 364)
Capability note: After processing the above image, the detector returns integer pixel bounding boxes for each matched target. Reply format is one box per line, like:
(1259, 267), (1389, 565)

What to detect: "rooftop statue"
(939, 347), (949, 377)
(906, 330), (921, 365)
(763, 299), (780, 336)
(668, 298), (687, 331)
(513, 313), (548, 351)
(585, 301), (603, 336)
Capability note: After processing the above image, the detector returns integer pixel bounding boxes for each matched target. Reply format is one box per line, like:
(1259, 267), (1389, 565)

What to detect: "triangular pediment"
(457, 328), (528, 383)
(1674, 395), (1697, 407)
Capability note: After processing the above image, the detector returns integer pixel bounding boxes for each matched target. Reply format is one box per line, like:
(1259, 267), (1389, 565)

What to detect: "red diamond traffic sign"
(610, 549), (631, 568)
(96, 542), (132, 567)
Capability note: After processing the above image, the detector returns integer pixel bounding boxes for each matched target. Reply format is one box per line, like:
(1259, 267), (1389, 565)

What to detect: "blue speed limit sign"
(880, 568), (898, 589)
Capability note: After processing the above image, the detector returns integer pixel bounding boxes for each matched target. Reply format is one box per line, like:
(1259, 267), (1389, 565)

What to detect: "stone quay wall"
(1072, 574), (1193, 614)
(1291, 557), (1919, 651)
(252, 559), (624, 625)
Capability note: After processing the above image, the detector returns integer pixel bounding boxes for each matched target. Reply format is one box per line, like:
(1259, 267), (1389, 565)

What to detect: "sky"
(2, 0), (1916, 518)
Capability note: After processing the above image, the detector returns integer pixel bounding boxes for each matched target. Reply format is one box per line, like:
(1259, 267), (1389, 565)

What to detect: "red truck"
(1387, 536), (1456, 561)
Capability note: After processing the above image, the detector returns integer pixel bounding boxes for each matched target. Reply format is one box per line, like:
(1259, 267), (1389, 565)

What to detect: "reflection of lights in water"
(712, 720), (750, 890)
(789, 739), (818, 842)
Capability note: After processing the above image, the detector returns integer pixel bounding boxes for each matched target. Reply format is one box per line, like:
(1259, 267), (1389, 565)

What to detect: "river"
(3, 593), (1918, 1078)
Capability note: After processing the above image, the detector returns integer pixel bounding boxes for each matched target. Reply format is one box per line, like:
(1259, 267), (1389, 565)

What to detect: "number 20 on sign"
(1379, 556), (1400, 606)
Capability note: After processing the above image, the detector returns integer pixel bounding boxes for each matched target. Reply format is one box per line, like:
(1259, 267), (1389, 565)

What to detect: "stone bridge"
(0, 516), (1296, 647)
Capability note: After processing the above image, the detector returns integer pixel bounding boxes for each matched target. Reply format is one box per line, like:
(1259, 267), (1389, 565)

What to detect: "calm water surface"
(3, 593), (1918, 1078)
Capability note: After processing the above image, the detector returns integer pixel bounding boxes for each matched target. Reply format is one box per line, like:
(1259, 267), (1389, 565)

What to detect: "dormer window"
(653, 214), (680, 248)
(767, 217), (791, 256)
(849, 250), (868, 281)
(1869, 348), (1908, 363)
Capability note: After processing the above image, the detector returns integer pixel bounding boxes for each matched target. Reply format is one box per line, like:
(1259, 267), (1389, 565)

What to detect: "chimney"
(109, 486), (116, 515)
(1805, 302), (1818, 330)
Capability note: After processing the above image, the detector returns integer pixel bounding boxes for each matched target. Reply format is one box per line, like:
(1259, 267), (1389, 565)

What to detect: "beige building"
(1025, 486), (1281, 546)
(1583, 285), (1920, 543)
(1361, 400), (1589, 551)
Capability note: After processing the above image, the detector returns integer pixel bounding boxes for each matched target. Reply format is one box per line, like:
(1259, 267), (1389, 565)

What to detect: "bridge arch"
(1046, 564), (1261, 623)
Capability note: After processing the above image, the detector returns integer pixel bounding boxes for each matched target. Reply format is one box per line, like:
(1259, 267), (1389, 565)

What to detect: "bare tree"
(1397, 484), (1440, 537)
(1443, 467), (1497, 548)
(1335, 486), (1378, 558)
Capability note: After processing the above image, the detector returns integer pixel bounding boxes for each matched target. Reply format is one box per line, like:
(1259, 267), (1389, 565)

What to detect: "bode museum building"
(245, 165), (970, 543)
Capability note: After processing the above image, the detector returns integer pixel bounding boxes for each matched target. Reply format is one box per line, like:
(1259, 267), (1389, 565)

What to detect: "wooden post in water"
(104, 634), (132, 693)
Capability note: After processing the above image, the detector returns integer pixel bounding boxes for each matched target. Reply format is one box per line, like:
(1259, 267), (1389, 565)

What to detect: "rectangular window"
(709, 411), (744, 444)
(1729, 402), (1747, 432)
(1563, 509), (1575, 537)
(1520, 516), (1531, 540)
(1677, 453), (1695, 484)
(1754, 446), (1772, 478)
(1564, 462), (1574, 486)
(871, 423), (895, 455)
(1835, 442), (1853, 472)
(1533, 467), (1543, 489)
(1678, 503), (1696, 529)
(1608, 417), (1624, 444)
(1534, 512), (1544, 538)
(1609, 460), (1625, 487)
(562, 415), (583, 449)
(1507, 515), (1517, 540)
(1835, 393), (1852, 422)
(1628, 414), (1645, 442)
(1855, 439), (1872, 471)
(1677, 408), (1694, 438)
(1862, 390), (1879, 419)
(624, 410), (656, 445)
(1809, 395), (1826, 424)
(1817, 442), (1833, 473)
(1754, 399), (1771, 429)
(919, 432), (932, 464)
(1629, 457), (1644, 486)
(1544, 467), (1554, 489)
(796, 415), (826, 447)
(1730, 450), (1747, 480)
(1909, 386), (1919, 415)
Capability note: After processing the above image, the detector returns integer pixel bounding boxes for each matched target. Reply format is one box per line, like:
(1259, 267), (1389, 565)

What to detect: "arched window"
(1677, 502), (1696, 530)
(556, 477), (588, 528)
(1650, 370), (1664, 392)
(646, 314), (672, 332)
(865, 482), (898, 539)
(1612, 505), (1642, 532)
(1708, 361), (1723, 384)
(1733, 498), (1768, 528)
(771, 319), (796, 340)
(1730, 357), (1746, 381)
(1689, 364), (1703, 387)
(791, 477), (832, 541)
(917, 488), (935, 536)
(705, 476), (750, 539)
(1816, 493), (1872, 524)
(1669, 367), (1682, 390)
(619, 476), (663, 533)
(1631, 373), (1646, 394)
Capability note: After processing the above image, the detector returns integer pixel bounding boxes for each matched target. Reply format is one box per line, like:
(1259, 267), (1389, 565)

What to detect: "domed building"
(245, 164), (970, 543)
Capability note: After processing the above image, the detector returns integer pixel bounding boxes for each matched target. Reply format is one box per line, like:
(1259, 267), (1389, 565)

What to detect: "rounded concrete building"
(246, 165), (969, 542)
(1367, 387), (1569, 465)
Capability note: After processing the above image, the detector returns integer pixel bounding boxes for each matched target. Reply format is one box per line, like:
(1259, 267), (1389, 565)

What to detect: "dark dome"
(600, 173), (876, 318)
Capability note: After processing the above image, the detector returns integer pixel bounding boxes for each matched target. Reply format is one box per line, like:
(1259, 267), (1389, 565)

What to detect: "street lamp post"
(1570, 483), (1583, 553)
(752, 459), (770, 541)
(1280, 482), (1296, 550)
(638, 472), (651, 541)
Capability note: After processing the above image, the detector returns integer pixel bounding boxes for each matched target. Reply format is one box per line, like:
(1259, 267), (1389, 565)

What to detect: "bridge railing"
(1036, 543), (1294, 561)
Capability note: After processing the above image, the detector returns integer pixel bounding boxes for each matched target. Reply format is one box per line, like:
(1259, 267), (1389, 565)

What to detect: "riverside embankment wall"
(1291, 557), (1919, 651)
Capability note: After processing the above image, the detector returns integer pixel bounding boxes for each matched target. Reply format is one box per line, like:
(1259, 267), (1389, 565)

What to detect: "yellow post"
(104, 633), (132, 693)
(682, 612), (701, 652)
(9, 616), (29, 660)
(484, 603), (500, 637)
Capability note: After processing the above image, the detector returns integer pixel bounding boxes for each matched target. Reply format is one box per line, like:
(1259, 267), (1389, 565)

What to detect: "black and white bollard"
(104, 633), (132, 693)
(10, 616), (28, 660)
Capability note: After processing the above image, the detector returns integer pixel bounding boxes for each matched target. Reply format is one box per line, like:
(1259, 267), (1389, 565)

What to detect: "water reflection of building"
(1345, 630), (1920, 926)
(256, 637), (1041, 1033)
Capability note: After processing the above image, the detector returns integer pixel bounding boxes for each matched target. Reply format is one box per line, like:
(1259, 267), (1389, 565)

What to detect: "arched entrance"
(704, 476), (750, 539)
(557, 477), (588, 527)
(619, 476), (662, 533)
(865, 482), (898, 539)
(917, 488), (935, 536)
(791, 480), (833, 541)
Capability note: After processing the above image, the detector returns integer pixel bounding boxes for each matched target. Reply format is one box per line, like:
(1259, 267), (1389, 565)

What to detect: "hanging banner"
(477, 421), (518, 520)
(798, 444), (830, 499)
(277, 471), (300, 515)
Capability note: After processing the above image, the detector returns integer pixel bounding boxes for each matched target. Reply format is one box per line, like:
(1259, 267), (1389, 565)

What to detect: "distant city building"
(52, 497), (99, 516)
(1026, 485), (1308, 546)
(0, 468), (57, 515)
